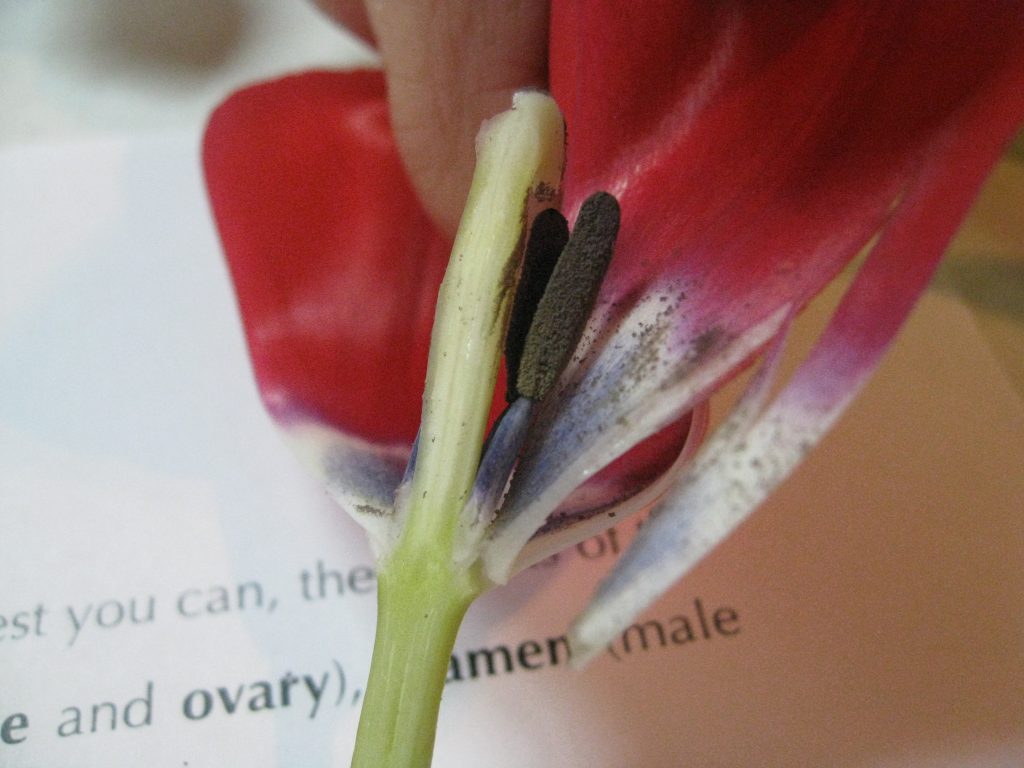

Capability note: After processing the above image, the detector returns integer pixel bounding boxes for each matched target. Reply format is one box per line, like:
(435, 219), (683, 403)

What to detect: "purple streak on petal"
(569, 314), (794, 662)
(569, 81), (1024, 659)
(483, 297), (788, 583)
(508, 401), (709, 574)
(471, 398), (536, 520)
(284, 421), (407, 554)
(453, 397), (537, 566)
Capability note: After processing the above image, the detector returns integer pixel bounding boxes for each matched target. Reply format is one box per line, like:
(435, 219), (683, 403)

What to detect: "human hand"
(315, 0), (550, 238)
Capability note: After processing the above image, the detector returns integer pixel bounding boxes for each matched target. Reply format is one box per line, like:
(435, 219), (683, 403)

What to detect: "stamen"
(468, 397), (536, 524)
(505, 208), (570, 401)
(516, 191), (620, 402)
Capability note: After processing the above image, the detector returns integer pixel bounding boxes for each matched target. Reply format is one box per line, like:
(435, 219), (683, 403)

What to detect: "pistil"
(352, 92), (565, 768)
(394, 91), (565, 557)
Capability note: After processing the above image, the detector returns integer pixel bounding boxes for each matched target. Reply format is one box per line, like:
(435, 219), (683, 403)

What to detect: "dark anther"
(505, 208), (569, 400)
(516, 191), (620, 402)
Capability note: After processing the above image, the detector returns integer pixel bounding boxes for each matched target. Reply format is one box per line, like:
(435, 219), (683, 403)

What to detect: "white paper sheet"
(2, 134), (1023, 767)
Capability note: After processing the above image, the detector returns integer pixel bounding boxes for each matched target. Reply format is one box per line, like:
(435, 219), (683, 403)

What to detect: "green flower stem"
(349, 92), (565, 768)
(349, 555), (481, 768)
(401, 92), (566, 553)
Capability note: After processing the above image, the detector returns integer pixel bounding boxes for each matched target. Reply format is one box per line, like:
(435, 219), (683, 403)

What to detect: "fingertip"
(366, 0), (550, 239)
(312, 0), (376, 46)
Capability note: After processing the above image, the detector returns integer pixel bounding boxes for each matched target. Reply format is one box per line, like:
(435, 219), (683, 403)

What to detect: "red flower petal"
(202, 5), (1022, 577)
(552, 1), (1024, 342)
(553, 1), (1024, 648)
(203, 71), (447, 446)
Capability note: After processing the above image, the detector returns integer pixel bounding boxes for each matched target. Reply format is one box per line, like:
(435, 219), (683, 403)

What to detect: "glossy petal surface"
(552, 1), (1024, 340)
(205, 71), (447, 447)
(205, 72), (452, 536)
